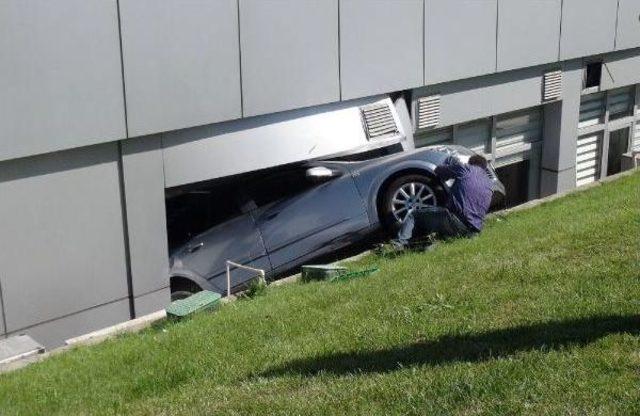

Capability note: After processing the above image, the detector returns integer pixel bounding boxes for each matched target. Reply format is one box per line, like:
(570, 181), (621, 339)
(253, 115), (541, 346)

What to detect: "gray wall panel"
(560, 0), (618, 60)
(616, 0), (640, 50)
(0, 144), (129, 333)
(120, 0), (241, 137)
(416, 66), (545, 128)
(121, 136), (170, 300)
(340, 0), (423, 100)
(134, 287), (171, 317)
(601, 49), (640, 90)
(497, 0), (562, 71)
(0, 0), (126, 162)
(8, 298), (131, 349)
(162, 95), (389, 188)
(239, 0), (340, 117)
(425, 0), (497, 84)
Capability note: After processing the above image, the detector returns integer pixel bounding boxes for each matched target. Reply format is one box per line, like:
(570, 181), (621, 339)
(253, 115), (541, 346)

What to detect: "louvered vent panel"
(575, 133), (602, 187)
(417, 95), (441, 129)
(543, 70), (562, 102)
(360, 103), (399, 140)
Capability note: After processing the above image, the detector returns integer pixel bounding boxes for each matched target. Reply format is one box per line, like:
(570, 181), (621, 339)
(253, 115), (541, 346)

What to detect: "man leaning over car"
(394, 154), (494, 248)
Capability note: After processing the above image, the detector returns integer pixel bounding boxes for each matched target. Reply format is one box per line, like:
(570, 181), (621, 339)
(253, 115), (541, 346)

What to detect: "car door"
(170, 188), (270, 295)
(249, 164), (369, 272)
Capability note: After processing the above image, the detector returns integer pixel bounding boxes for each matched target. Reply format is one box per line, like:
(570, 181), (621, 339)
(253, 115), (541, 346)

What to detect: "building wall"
(2, 0), (639, 161)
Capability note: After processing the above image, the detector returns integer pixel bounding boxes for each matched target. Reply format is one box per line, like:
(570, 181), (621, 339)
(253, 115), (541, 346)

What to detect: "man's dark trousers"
(397, 206), (475, 247)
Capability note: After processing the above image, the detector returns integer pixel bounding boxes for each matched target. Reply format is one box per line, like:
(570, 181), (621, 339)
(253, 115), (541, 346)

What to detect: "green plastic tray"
(166, 290), (221, 318)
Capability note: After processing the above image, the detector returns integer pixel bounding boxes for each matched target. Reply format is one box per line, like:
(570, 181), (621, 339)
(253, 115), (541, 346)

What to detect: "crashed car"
(168, 145), (505, 300)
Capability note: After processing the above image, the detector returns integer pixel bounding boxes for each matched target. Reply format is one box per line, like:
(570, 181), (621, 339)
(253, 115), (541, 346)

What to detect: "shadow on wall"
(261, 314), (639, 377)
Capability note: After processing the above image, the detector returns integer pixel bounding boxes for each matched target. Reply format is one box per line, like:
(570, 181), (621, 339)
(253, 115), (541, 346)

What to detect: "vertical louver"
(360, 103), (399, 140)
(416, 95), (441, 130)
(543, 70), (563, 102)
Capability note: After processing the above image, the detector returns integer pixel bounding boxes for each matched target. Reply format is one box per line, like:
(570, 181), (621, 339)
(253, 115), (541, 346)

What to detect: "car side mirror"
(305, 166), (339, 183)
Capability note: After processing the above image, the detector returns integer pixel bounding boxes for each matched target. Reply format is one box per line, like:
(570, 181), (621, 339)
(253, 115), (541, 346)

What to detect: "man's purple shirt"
(435, 156), (493, 232)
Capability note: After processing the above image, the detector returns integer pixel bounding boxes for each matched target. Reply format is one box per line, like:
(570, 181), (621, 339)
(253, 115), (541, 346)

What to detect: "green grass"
(1, 173), (639, 415)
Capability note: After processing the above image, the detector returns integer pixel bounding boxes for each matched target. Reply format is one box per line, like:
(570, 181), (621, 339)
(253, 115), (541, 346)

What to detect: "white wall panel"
(239, 0), (340, 117)
(425, 0), (497, 84)
(560, 0), (618, 60)
(162, 96), (393, 188)
(0, 0), (126, 162)
(497, 0), (562, 71)
(0, 144), (129, 333)
(616, 0), (640, 50)
(340, 0), (423, 100)
(121, 136), (170, 300)
(120, 0), (241, 137)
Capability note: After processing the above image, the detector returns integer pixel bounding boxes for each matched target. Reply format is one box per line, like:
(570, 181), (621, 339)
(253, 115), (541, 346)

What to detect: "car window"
(246, 168), (315, 207)
(166, 183), (243, 251)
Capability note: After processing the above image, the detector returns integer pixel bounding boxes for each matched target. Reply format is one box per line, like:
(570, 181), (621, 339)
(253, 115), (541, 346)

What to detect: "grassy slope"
(1, 173), (639, 415)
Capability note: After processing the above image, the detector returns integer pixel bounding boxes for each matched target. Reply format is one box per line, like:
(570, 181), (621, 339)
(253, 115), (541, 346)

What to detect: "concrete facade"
(1, 0), (640, 348)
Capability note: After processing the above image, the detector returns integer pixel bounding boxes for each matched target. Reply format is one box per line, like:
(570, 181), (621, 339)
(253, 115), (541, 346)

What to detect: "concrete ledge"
(0, 335), (44, 366)
(65, 310), (166, 347)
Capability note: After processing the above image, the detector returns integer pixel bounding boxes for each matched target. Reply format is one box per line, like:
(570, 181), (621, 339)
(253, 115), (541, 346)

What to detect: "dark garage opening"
(607, 128), (630, 177)
(495, 161), (530, 209)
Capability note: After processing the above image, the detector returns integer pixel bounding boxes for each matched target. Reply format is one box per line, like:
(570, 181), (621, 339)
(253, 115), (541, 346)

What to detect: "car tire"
(170, 279), (202, 302)
(380, 174), (441, 234)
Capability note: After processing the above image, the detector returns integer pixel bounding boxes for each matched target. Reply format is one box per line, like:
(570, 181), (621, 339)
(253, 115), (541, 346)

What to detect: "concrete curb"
(64, 310), (167, 347)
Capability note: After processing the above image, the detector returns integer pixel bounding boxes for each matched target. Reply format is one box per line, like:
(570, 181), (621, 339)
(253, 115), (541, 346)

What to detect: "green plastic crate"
(166, 290), (221, 318)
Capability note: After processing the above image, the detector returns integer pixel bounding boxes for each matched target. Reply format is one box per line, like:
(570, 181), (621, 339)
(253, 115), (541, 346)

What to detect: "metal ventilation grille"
(543, 70), (562, 101)
(360, 103), (399, 140)
(416, 95), (441, 129)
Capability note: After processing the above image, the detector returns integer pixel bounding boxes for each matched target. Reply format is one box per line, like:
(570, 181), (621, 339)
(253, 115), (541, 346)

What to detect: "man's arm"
(435, 156), (467, 180)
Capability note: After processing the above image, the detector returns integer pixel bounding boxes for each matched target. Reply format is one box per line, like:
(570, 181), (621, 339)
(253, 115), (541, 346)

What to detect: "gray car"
(168, 145), (505, 299)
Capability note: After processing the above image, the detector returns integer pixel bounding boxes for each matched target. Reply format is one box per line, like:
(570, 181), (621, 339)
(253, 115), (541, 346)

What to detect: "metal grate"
(360, 103), (399, 140)
(543, 70), (563, 102)
(416, 95), (441, 130)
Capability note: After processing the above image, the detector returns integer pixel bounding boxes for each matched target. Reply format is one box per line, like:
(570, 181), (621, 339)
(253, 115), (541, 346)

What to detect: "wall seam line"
(236, 0), (245, 117)
(337, 0), (343, 101)
(495, 0), (499, 72)
(0, 278), (7, 336)
(558, 0), (564, 61)
(613, 0), (621, 50)
(117, 142), (136, 320)
(423, 0), (426, 85)
(115, 0), (130, 138)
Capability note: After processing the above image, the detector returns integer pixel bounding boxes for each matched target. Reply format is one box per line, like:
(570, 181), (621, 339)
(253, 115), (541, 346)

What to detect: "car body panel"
(170, 213), (270, 293)
(254, 164), (369, 272)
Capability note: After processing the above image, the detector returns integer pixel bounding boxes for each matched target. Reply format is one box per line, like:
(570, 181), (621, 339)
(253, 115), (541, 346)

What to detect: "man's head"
(468, 154), (488, 170)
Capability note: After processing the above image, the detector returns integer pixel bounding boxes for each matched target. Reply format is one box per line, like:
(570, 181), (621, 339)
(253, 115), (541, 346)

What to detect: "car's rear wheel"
(380, 174), (439, 233)
(170, 278), (202, 302)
